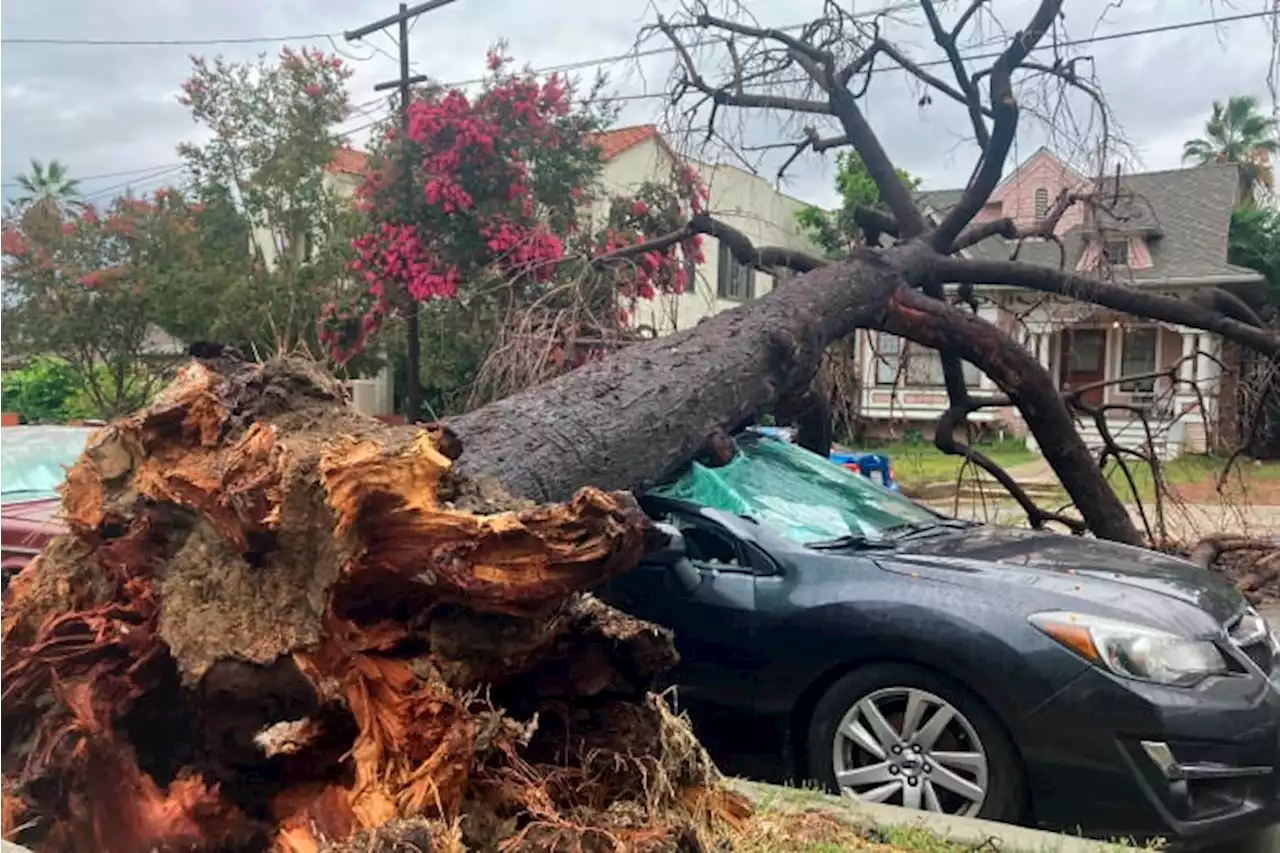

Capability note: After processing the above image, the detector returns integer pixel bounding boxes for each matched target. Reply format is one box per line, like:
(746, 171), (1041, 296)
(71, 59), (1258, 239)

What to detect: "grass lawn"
(1103, 454), (1280, 505)
(858, 440), (1039, 491)
(735, 783), (1142, 852)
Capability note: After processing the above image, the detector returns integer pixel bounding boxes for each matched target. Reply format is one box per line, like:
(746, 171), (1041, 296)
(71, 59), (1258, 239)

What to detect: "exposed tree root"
(1, 357), (744, 853)
(1185, 535), (1280, 605)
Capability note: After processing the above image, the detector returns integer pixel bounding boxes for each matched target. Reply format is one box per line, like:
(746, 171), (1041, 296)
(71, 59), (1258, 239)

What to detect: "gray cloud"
(2, 0), (1276, 211)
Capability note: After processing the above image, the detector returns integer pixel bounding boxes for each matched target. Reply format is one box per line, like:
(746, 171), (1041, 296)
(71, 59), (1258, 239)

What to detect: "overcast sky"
(2, 0), (1277, 212)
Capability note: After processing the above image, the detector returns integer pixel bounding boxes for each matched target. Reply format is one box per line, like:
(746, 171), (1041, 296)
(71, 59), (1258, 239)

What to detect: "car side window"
(651, 509), (747, 572)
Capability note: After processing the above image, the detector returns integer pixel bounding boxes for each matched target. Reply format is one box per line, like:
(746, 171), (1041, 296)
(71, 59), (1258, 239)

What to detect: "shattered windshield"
(650, 435), (939, 545)
(0, 427), (94, 504)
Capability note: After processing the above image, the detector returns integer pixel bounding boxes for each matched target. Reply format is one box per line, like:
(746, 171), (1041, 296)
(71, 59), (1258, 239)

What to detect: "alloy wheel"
(831, 686), (989, 816)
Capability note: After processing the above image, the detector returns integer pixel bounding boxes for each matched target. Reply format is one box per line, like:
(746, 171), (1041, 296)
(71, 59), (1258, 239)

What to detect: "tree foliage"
(9, 159), (85, 218)
(1, 191), (196, 416)
(176, 48), (364, 359)
(1183, 94), (1279, 202)
(332, 47), (706, 416)
(0, 357), (94, 423)
(796, 150), (920, 259)
(1229, 205), (1280, 301)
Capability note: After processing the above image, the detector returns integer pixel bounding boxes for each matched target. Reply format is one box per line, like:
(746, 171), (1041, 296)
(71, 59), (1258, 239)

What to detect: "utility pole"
(345, 0), (460, 423)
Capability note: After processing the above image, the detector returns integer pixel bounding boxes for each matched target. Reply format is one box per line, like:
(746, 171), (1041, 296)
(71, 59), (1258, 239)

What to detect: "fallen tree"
(6, 2), (1280, 851)
(0, 357), (747, 852)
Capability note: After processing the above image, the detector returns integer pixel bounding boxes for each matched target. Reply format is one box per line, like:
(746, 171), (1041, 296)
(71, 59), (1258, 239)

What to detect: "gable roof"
(918, 160), (1261, 284)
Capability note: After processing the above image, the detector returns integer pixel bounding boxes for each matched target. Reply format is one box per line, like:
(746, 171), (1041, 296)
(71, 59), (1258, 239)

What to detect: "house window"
(716, 242), (755, 301)
(874, 332), (979, 387)
(874, 333), (902, 385)
(1103, 239), (1129, 266)
(1119, 327), (1158, 394)
(1033, 187), (1049, 220)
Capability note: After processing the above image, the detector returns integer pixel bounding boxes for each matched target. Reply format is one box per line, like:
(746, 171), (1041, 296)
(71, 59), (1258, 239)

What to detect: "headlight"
(1030, 611), (1228, 686)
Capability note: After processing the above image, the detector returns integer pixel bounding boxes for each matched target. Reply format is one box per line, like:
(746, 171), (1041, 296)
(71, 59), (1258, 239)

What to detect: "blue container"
(747, 426), (899, 491)
(829, 450), (899, 491)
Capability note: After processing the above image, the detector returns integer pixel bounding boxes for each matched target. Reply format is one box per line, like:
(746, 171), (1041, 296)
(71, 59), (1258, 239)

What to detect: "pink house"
(855, 148), (1266, 458)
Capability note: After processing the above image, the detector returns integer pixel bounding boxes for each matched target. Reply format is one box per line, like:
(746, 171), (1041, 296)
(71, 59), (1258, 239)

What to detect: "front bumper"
(1016, 653), (1280, 844)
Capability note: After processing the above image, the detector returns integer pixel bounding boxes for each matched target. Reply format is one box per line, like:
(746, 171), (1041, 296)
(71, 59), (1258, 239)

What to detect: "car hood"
(0, 497), (65, 550)
(880, 525), (1245, 629)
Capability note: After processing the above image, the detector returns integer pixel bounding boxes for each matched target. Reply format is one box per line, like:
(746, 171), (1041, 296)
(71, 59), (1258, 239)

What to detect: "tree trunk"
(447, 247), (1139, 544)
(0, 357), (742, 853)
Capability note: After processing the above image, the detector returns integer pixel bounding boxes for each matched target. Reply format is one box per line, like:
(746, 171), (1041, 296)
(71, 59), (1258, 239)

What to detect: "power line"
(2, 162), (185, 189)
(1, 31), (340, 47)
(12, 7), (1275, 190)
(80, 166), (189, 203)
(340, 8), (1280, 134)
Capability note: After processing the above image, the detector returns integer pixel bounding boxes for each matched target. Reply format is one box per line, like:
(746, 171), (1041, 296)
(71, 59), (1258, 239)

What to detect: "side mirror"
(645, 522), (702, 595)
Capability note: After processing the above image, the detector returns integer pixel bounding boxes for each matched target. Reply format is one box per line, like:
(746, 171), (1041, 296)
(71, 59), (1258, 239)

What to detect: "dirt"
(1168, 471), (1280, 506)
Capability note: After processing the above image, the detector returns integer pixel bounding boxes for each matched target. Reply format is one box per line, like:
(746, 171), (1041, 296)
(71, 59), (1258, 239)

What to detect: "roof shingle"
(919, 161), (1261, 284)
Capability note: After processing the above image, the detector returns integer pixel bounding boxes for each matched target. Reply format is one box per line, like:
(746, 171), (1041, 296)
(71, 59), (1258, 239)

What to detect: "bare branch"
(590, 212), (827, 274)
(874, 282), (1141, 545)
(926, 257), (1280, 357)
(656, 17), (834, 115)
(952, 187), (1085, 253)
(852, 206), (900, 245)
(919, 0), (993, 147)
(930, 0), (1064, 252)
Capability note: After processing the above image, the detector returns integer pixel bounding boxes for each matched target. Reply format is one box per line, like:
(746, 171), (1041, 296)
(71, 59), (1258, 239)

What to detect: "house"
(587, 124), (822, 333)
(856, 148), (1265, 458)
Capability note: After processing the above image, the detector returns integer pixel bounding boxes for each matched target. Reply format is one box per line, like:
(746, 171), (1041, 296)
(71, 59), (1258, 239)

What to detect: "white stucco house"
(585, 124), (822, 334)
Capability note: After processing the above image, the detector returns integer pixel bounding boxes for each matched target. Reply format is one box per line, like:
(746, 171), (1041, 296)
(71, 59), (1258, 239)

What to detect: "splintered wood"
(1, 357), (742, 853)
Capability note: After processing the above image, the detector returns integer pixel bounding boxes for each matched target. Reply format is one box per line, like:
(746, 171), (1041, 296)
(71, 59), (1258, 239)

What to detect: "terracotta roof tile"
(329, 146), (369, 175)
(587, 124), (659, 160)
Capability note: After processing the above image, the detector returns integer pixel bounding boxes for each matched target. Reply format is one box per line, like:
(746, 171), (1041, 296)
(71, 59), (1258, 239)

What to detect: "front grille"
(1227, 608), (1276, 674)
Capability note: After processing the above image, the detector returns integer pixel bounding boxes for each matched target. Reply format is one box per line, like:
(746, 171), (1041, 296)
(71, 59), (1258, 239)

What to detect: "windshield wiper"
(883, 519), (978, 541)
(805, 534), (896, 551)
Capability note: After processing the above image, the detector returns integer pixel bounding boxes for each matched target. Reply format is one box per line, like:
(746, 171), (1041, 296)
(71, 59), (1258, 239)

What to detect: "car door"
(598, 503), (763, 710)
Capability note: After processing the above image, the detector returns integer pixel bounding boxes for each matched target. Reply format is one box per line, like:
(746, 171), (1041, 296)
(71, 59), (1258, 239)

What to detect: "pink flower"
(630, 200), (649, 217)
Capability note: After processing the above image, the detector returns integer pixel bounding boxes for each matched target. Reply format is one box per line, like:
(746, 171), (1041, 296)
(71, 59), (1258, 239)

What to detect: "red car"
(1, 425), (98, 582)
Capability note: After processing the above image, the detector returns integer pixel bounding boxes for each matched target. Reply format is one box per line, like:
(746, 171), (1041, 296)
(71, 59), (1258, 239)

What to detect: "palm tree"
(12, 159), (85, 216)
(1183, 95), (1280, 203)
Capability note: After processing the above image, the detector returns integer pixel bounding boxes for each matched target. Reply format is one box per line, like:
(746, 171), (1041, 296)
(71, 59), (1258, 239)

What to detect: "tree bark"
(445, 249), (906, 501)
(0, 357), (739, 853)
(446, 245), (1141, 544)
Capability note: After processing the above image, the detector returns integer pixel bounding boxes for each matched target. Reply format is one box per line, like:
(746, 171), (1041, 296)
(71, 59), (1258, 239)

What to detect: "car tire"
(805, 662), (1025, 823)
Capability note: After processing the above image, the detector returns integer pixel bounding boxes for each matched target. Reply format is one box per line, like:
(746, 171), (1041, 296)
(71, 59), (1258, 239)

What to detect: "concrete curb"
(733, 779), (1138, 852)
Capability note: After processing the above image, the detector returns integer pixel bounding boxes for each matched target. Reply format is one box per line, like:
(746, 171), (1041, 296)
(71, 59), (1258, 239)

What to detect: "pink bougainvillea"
(323, 47), (709, 365)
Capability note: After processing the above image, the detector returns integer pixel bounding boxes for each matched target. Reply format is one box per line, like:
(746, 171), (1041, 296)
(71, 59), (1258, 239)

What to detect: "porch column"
(1196, 333), (1222, 419)
(1178, 329), (1196, 385)
(976, 303), (1001, 390)
(1034, 331), (1052, 372)
(1195, 333), (1217, 388)
(859, 330), (876, 411)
